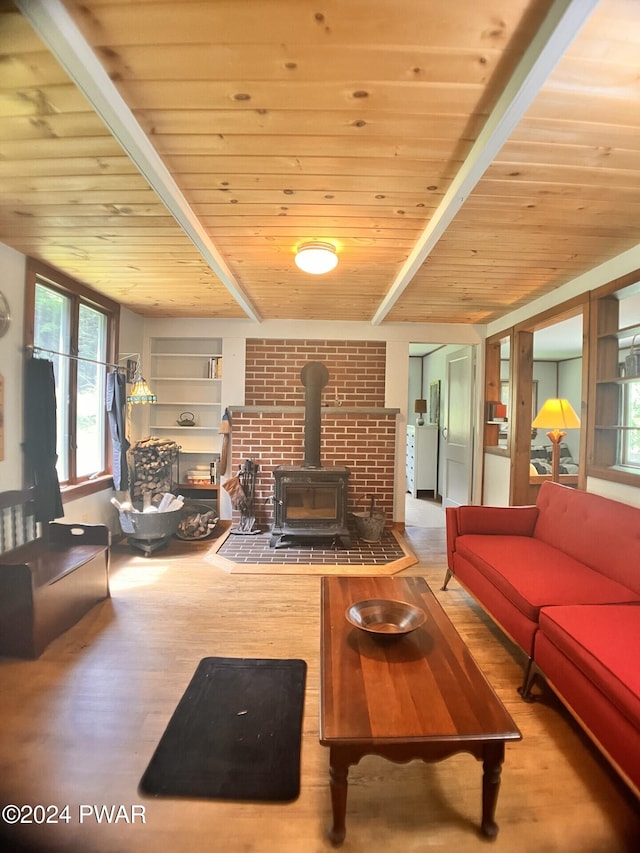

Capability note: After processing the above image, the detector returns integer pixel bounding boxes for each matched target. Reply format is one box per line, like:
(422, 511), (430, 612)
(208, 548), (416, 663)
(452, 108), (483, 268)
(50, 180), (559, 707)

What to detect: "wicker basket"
(625, 334), (640, 377)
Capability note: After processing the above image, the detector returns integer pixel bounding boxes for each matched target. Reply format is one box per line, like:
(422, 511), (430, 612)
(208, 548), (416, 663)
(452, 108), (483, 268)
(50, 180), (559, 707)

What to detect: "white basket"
(625, 334), (640, 377)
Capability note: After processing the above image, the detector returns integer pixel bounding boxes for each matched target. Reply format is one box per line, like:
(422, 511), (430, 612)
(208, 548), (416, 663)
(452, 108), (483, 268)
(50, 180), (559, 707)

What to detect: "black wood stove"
(270, 362), (351, 548)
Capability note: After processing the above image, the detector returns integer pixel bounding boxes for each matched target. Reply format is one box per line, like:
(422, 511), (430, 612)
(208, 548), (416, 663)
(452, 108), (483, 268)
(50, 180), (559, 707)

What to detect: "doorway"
(406, 343), (475, 525)
(511, 306), (586, 505)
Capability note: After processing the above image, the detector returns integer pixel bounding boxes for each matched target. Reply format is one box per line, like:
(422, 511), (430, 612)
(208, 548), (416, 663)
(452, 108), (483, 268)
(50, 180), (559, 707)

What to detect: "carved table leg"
(328, 749), (349, 845)
(481, 742), (505, 839)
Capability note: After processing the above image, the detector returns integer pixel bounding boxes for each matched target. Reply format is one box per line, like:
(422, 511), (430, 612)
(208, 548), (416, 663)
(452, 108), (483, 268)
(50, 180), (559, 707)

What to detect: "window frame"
(24, 258), (120, 500)
(587, 272), (640, 487)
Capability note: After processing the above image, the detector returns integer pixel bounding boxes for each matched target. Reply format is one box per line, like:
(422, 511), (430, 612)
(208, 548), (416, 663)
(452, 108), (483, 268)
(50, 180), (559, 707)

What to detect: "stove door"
(284, 483), (338, 522)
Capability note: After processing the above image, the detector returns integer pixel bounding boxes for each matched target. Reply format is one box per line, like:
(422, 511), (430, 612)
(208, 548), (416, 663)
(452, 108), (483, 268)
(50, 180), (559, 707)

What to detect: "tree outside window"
(623, 381), (640, 468)
(77, 304), (107, 478)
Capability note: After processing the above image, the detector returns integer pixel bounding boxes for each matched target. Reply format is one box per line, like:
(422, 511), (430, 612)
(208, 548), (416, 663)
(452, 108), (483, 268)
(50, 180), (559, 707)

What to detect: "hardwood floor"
(0, 526), (638, 852)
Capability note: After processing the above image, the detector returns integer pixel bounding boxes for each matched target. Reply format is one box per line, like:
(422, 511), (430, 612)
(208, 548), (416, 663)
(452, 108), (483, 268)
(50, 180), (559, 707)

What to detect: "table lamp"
(414, 398), (427, 426)
(531, 398), (580, 482)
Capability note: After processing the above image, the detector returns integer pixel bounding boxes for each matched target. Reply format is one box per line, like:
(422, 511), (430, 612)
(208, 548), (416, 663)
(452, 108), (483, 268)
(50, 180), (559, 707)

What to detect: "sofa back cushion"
(456, 505), (539, 536)
(534, 481), (640, 594)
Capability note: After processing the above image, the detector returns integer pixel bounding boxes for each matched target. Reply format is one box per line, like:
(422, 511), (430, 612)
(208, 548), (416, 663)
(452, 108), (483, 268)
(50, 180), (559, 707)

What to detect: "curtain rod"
(26, 344), (126, 372)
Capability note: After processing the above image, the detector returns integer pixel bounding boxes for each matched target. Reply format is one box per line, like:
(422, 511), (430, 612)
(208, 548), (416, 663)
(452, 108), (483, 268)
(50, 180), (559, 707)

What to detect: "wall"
(408, 356), (424, 423)
(421, 348), (447, 497)
(483, 453), (511, 506)
(142, 318), (482, 523)
(245, 339), (386, 408)
(0, 247), (139, 531)
(533, 362), (557, 414)
(0, 243), (26, 490)
(485, 246), (640, 507)
(421, 345), (467, 500)
(9, 235), (640, 516)
(60, 306), (146, 530)
(231, 339), (396, 530)
(118, 306), (147, 449)
(558, 358), (582, 461)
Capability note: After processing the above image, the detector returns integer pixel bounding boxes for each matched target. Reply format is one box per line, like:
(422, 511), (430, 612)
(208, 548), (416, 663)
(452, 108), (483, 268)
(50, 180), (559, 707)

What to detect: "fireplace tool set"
(224, 459), (260, 534)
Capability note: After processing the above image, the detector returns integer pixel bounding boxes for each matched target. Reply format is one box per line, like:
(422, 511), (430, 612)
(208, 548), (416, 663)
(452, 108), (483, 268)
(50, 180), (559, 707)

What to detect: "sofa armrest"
(445, 507), (460, 569)
(454, 505), (539, 537)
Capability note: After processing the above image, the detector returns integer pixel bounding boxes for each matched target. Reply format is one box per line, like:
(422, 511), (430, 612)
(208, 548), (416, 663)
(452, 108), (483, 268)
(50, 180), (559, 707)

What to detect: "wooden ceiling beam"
(371, 0), (601, 325)
(15, 0), (262, 323)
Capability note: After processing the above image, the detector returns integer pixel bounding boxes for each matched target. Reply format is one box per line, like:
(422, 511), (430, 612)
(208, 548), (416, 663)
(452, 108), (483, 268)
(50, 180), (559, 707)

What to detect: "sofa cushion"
(456, 504), (539, 537)
(534, 482), (640, 595)
(455, 534), (640, 621)
(538, 604), (640, 729)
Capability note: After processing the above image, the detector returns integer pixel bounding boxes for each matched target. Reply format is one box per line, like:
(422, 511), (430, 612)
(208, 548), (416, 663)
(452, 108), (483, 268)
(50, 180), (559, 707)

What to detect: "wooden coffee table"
(319, 576), (521, 844)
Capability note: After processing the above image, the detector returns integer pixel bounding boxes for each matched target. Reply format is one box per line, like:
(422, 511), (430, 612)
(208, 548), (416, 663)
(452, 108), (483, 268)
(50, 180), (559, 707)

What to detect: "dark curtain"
(106, 371), (130, 491)
(24, 358), (64, 522)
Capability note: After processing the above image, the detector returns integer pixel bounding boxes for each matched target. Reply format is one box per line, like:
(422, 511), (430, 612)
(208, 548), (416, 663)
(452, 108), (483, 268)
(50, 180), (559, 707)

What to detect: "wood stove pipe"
(300, 361), (329, 468)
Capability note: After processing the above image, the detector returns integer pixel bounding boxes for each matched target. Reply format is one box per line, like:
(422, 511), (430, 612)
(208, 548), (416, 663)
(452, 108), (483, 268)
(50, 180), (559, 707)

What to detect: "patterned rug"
(208, 527), (417, 575)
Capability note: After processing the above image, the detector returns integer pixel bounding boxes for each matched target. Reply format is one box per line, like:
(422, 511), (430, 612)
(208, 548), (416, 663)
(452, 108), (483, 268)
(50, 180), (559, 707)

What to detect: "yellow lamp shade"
(532, 398), (580, 431)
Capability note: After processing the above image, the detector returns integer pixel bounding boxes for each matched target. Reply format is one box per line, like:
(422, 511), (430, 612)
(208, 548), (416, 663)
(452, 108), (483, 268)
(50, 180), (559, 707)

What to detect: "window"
(484, 332), (511, 453)
(26, 260), (118, 491)
(76, 303), (108, 477)
(622, 380), (640, 468)
(589, 276), (640, 486)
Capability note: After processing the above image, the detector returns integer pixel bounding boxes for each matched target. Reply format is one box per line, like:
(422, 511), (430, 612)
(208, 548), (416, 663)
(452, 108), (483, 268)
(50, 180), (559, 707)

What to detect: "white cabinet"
(148, 337), (223, 495)
(406, 424), (438, 498)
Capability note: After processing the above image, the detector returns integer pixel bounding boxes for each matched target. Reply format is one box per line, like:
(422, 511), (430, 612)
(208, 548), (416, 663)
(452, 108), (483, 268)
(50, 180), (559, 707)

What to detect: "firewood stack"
(130, 437), (179, 506)
(177, 508), (218, 540)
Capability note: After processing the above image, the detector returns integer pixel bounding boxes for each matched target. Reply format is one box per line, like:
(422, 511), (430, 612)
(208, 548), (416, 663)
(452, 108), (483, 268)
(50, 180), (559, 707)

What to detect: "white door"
(442, 346), (475, 508)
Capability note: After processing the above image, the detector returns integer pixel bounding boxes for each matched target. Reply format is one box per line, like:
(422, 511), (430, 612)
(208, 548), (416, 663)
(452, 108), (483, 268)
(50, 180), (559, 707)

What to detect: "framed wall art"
(429, 380), (440, 424)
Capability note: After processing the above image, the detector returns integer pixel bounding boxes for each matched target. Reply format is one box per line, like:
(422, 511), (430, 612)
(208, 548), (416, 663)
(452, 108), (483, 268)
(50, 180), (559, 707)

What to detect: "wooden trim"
(513, 293), (589, 337)
(587, 465), (640, 489)
(485, 293), (590, 504)
(510, 330), (534, 506)
(529, 474), (578, 486)
(61, 475), (114, 503)
(26, 257), (121, 317)
(484, 330), (511, 449)
(586, 280), (640, 487)
(590, 268), (640, 302)
(484, 445), (510, 458)
(23, 258), (119, 489)
(577, 298), (590, 492)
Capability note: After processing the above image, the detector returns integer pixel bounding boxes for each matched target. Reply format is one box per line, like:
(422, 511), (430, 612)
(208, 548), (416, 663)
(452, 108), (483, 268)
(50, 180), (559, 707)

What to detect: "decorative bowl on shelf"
(345, 598), (426, 636)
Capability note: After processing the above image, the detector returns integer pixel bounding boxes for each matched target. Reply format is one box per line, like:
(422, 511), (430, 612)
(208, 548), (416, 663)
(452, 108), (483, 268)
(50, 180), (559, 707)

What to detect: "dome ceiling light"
(294, 242), (338, 275)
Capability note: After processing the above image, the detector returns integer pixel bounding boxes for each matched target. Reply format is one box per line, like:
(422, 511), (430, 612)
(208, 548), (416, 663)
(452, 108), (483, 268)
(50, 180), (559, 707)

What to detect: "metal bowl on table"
(345, 598), (426, 636)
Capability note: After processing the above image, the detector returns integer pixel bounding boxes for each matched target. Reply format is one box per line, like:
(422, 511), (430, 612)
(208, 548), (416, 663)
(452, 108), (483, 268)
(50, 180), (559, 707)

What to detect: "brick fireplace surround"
(229, 339), (399, 533)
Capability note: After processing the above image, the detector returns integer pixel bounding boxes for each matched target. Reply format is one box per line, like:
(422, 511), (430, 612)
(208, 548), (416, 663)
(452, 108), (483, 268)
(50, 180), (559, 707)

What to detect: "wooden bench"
(0, 488), (110, 659)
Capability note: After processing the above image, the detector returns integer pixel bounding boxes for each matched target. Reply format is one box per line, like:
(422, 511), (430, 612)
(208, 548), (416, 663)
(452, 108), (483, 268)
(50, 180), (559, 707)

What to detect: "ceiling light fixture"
(295, 242), (338, 275)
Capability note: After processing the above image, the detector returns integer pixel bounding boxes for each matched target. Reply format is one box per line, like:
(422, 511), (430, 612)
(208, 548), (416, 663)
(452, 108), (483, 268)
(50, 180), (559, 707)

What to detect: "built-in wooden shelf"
(175, 483), (219, 491)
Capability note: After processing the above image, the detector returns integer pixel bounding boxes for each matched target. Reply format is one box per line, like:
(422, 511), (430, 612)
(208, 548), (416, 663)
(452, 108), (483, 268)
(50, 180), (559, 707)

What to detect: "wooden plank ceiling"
(0, 0), (639, 324)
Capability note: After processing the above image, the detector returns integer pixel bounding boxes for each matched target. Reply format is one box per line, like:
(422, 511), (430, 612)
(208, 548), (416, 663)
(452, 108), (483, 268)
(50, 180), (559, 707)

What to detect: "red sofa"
(443, 481), (640, 796)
